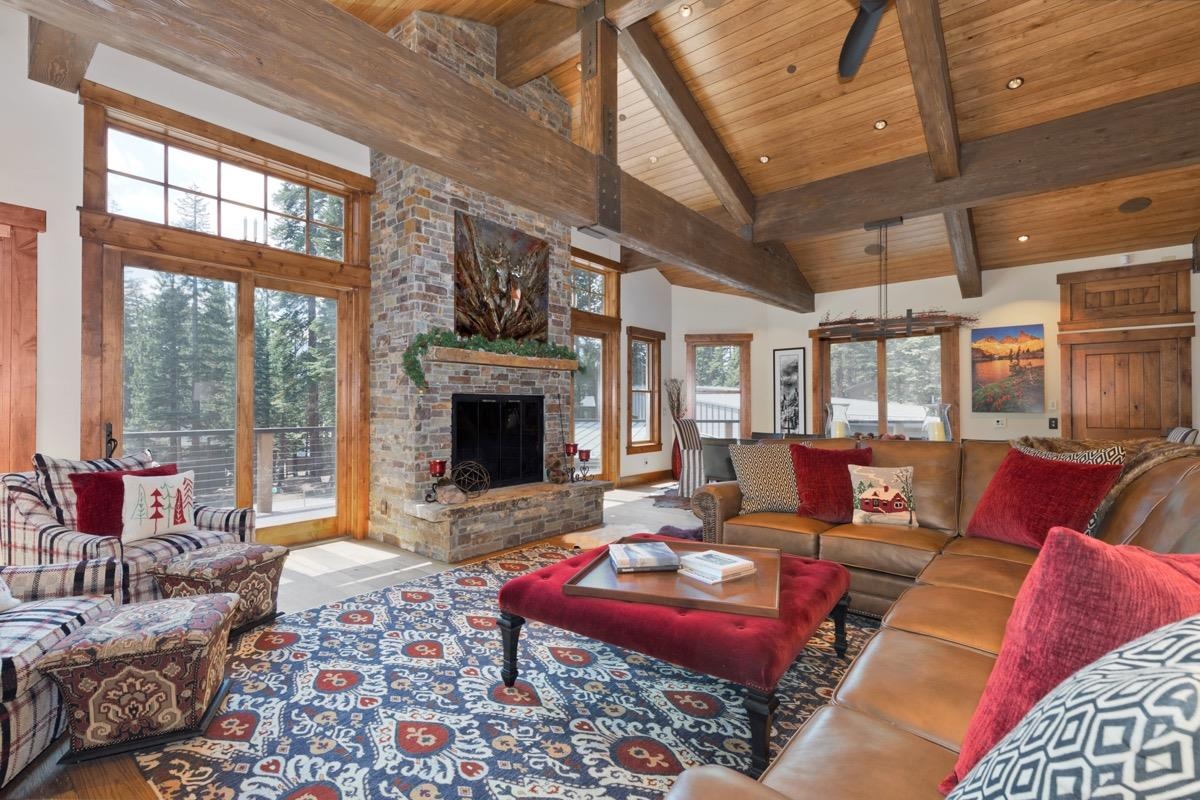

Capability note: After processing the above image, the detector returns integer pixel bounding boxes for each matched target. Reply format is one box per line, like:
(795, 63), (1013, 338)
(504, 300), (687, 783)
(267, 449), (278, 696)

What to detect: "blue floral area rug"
(135, 545), (878, 799)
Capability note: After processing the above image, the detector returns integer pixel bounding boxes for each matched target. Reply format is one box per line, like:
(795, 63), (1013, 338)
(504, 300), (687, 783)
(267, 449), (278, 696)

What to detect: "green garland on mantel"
(403, 327), (580, 388)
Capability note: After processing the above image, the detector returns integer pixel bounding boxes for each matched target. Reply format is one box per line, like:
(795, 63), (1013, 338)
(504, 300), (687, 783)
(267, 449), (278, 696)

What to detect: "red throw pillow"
(789, 444), (872, 524)
(940, 527), (1200, 793)
(69, 464), (178, 536)
(965, 447), (1120, 549)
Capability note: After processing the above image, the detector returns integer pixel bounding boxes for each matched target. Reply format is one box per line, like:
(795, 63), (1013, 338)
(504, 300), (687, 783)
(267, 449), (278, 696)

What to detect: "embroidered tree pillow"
(33, 450), (157, 527)
(121, 470), (197, 542)
(849, 465), (918, 527)
(69, 464), (179, 536)
(729, 443), (800, 514)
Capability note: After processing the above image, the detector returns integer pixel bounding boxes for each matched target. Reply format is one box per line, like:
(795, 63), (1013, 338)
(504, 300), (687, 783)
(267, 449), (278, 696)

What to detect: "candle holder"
(564, 442), (578, 456)
(575, 449), (592, 482)
(425, 459), (448, 503)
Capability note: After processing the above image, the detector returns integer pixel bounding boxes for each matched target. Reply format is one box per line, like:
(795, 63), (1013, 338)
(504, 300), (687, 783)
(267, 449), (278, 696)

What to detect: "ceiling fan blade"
(838, 0), (889, 79)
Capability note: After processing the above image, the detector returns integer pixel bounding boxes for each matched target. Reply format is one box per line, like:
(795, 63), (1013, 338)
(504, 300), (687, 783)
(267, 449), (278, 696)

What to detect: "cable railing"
(692, 398), (741, 438)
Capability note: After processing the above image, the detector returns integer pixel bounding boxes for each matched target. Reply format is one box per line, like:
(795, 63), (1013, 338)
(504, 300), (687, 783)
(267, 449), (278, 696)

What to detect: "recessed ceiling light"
(649, 155), (659, 164)
(1006, 76), (1024, 90)
(758, 155), (770, 164)
(618, 113), (627, 122)
(786, 64), (797, 75)
(679, 4), (692, 17)
(1118, 196), (1153, 214)
(576, 62), (582, 72)
(873, 119), (888, 130)
(1017, 234), (1030, 243)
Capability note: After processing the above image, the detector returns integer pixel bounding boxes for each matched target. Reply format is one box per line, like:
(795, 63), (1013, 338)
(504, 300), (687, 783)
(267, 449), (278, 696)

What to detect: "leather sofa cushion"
(834, 628), (994, 751)
(759, 705), (954, 800)
(958, 440), (1011, 529)
(723, 513), (831, 557)
(845, 567), (914, 618)
(866, 440), (961, 533)
(883, 585), (1014, 654)
(942, 536), (1038, 565)
(820, 524), (951, 578)
(917, 553), (1030, 597)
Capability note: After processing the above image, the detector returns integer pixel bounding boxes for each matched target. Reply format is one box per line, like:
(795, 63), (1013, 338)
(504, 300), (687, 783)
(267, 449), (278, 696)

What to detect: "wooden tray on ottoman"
(562, 537), (781, 617)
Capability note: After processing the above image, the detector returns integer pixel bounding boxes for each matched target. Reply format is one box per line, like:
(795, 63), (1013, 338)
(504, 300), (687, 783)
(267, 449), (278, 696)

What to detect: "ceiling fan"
(838, 0), (890, 78)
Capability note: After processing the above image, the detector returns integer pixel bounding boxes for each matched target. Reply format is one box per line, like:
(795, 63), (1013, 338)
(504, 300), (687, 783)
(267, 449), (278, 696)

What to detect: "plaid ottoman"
(151, 542), (288, 632)
(36, 593), (238, 762)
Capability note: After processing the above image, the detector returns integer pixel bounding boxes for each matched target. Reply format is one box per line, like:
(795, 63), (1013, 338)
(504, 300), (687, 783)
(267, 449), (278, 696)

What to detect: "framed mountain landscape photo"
(971, 324), (1046, 412)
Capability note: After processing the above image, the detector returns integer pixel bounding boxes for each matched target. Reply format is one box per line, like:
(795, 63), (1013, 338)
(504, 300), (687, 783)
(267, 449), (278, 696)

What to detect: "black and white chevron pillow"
(949, 613), (1200, 800)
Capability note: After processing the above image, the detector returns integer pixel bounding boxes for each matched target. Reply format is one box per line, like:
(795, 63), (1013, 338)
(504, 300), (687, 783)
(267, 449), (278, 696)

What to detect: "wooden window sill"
(626, 442), (662, 455)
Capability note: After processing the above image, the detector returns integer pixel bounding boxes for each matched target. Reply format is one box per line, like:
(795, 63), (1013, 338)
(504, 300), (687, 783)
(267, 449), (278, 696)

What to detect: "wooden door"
(0, 203), (45, 471)
(1061, 327), (1193, 440)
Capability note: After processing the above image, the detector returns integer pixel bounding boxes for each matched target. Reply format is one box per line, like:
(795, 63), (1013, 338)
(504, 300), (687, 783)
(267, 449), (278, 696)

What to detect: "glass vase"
(922, 403), (952, 442)
(826, 401), (851, 438)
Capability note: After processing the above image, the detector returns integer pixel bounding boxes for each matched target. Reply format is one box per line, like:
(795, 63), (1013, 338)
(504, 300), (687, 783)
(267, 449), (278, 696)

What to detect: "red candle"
(428, 459), (447, 478)
(564, 443), (578, 456)
(578, 449), (591, 462)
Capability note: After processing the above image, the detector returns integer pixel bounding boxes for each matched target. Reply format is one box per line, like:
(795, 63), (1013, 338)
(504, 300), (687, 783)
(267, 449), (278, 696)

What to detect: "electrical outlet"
(992, 417), (1007, 429)
(1049, 417), (1059, 430)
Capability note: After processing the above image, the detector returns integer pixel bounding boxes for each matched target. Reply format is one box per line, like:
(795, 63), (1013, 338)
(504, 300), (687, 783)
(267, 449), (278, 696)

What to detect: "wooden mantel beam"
(27, 17), (96, 92)
(619, 19), (756, 228)
(895, 0), (959, 180)
(755, 82), (1200, 242)
(944, 208), (981, 298)
(2, 0), (812, 312)
(497, 0), (675, 87)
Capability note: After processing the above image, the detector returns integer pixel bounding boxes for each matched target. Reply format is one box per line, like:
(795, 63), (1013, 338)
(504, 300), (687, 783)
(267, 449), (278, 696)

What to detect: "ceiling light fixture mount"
(1006, 76), (1025, 90)
(873, 119), (888, 130)
(759, 155), (770, 164)
(1017, 234), (1030, 242)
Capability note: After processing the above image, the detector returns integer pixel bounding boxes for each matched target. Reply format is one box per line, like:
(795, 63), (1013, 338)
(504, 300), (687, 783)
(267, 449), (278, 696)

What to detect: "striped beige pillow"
(729, 443), (800, 514)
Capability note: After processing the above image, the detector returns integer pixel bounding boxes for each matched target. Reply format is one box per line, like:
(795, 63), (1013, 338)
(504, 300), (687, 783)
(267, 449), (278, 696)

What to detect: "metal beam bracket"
(577, 0), (605, 30)
(594, 155), (621, 236)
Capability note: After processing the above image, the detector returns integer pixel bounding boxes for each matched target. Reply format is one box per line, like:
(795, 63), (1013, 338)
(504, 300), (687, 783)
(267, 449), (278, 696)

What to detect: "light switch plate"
(992, 417), (1007, 429)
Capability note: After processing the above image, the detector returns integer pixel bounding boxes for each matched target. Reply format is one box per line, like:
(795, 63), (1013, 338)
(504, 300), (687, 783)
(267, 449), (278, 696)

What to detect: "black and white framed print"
(773, 347), (806, 435)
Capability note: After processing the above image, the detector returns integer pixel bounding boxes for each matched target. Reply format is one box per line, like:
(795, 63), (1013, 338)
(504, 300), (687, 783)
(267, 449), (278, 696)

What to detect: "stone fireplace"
(366, 12), (606, 561)
(451, 393), (544, 489)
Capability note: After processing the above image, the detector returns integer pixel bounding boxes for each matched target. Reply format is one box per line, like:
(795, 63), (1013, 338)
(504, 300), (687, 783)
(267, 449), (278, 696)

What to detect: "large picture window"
(686, 334), (753, 439)
(627, 326), (665, 454)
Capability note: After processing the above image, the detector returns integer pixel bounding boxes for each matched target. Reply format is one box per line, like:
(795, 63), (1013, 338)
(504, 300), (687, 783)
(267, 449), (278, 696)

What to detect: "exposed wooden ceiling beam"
(578, 17), (618, 161)
(755, 83), (1200, 242)
(2, 0), (812, 312)
(619, 20), (755, 228)
(497, 0), (674, 87)
(944, 208), (981, 298)
(895, 0), (959, 180)
(27, 17), (96, 92)
(621, 249), (662, 272)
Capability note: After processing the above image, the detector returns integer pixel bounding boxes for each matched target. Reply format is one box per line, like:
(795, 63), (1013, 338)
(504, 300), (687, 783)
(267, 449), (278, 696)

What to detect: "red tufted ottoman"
(498, 537), (850, 777)
(151, 542), (288, 633)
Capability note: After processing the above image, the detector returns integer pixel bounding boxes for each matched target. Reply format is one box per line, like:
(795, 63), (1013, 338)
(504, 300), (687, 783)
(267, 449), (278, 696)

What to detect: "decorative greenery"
(403, 327), (579, 388)
(664, 378), (684, 420)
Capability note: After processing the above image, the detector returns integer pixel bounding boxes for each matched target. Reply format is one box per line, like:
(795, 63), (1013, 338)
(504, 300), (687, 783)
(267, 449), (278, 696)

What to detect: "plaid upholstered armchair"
(2, 452), (255, 604)
(0, 559), (119, 788)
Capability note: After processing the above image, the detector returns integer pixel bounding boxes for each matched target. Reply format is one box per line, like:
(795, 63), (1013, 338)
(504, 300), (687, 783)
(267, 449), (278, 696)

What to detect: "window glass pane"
(267, 213), (306, 253)
(268, 176), (307, 217)
(168, 147), (218, 195)
(221, 201), (267, 243)
(122, 267), (236, 506)
(253, 288), (338, 526)
(108, 129), (163, 182)
(631, 340), (649, 389)
(573, 335), (603, 465)
(631, 391), (650, 442)
(570, 267), (605, 313)
(221, 162), (265, 207)
(308, 223), (344, 260)
(168, 189), (217, 234)
(830, 340), (878, 435)
(108, 173), (164, 223)
(693, 345), (740, 437)
(886, 336), (942, 437)
(310, 189), (345, 228)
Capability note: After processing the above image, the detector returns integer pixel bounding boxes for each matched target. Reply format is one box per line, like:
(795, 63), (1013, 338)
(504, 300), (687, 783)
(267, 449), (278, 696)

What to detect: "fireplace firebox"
(451, 394), (545, 489)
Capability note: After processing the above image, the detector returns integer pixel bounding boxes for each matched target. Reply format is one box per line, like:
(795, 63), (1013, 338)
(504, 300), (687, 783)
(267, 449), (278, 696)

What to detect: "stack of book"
(678, 549), (757, 584)
(608, 542), (681, 573)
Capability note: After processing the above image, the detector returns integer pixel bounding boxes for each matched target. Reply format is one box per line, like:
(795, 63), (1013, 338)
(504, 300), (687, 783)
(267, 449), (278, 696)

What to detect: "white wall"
(620, 269), (673, 478)
(670, 244), (1196, 441)
(0, 7), (369, 457)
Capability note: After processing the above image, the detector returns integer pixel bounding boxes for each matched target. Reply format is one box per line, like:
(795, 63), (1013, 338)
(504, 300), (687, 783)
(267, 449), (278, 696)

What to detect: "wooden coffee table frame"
(499, 593), (850, 777)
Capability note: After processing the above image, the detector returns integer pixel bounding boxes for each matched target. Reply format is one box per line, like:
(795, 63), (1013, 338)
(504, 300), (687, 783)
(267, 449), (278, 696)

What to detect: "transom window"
(106, 126), (346, 260)
(569, 258), (613, 315)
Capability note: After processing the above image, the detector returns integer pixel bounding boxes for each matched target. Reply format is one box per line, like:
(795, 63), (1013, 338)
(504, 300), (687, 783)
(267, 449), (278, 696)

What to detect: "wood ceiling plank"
(755, 83), (1200, 241)
(331, 0), (536, 31)
(944, 207), (982, 298)
(26, 17), (95, 92)
(896, 0), (960, 180)
(619, 19), (755, 226)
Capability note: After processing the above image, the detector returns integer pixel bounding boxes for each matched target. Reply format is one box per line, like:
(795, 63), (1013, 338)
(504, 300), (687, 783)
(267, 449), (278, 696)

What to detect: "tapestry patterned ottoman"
(36, 592), (238, 761)
(151, 542), (288, 632)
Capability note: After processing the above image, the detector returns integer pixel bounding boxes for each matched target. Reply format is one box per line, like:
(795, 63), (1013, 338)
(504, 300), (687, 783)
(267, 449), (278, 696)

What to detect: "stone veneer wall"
(368, 13), (594, 560)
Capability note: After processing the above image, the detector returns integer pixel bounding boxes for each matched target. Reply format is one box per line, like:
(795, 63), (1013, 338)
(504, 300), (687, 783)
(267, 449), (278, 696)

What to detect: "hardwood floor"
(4, 482), (693, 799)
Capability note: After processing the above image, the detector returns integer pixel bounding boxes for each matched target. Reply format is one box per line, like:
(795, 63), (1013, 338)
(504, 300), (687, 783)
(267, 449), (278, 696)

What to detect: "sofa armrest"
(666, 766), (789, 800)
(195, 505), (256, 543)
(0, 558), (121, 603)
(2, 477), (123, 564)
(691, 481), (744, 544)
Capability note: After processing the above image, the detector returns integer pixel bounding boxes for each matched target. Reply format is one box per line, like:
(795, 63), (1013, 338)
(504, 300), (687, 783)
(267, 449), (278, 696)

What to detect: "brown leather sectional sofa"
(670, 438), (1200, 799)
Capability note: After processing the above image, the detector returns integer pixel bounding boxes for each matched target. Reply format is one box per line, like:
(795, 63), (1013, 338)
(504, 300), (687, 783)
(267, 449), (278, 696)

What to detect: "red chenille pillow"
(69, 464), (178, 536)
(789, 444), (872, 524)
(940, 527), (1200, 793)
(965, 447), (1120, 549)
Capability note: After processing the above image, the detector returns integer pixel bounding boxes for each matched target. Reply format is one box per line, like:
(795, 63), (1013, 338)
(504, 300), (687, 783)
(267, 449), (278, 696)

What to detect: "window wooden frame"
(568, 248), (621, 481)
(627, 326), (665, 454)
(810, 327), (959, 438)
(569, 248), (620, 316)
(79, 83), (374, 545)
(685, 333), (753, 439)
(0, 203), (45, 472)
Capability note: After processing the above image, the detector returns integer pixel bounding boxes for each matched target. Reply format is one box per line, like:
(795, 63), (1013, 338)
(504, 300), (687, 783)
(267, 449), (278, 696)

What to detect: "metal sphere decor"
(451, 460), (491, 498)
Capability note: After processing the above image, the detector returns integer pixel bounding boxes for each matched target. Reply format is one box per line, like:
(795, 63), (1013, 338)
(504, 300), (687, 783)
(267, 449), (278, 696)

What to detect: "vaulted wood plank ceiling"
(331, 0), (1198, 297)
